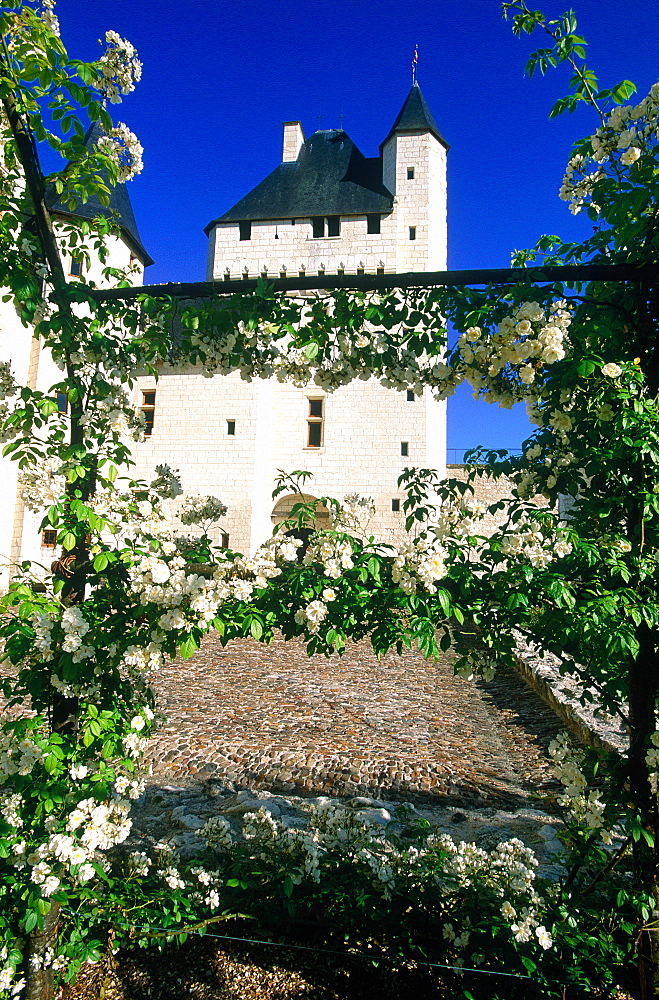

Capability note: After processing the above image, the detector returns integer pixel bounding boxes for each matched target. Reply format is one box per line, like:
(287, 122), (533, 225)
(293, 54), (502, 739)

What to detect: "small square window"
(220, 532), (230, 548)
(401, 442), (409, 457)
(309, 399), (323, 418)
(391, 499), (400, 513)
(326, 215), (340, 237)
(409, 227), (416, 241)
(239, 221), (251, 241)
(407, 166), (415, 179)
(357, 266), (365, 275)
(337, 267), (344, 276)
(377, 265), (384, 275)
(42, 529), (57, 548)
(56, 391), (68, 413)
(367, 214), (381, 235)
(69, 257), (83, 277)
(223, 271), (231, 281)
(406, 390), (415, 401)
(311, 216), (324, 239)
(227, 420), (236, 436)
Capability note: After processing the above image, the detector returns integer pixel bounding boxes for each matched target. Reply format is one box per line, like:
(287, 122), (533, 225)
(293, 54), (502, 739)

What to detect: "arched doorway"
(271, 493), (330, 558)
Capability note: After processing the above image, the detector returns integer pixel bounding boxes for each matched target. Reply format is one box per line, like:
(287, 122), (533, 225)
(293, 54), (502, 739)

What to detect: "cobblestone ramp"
(146, 635), (564, 807)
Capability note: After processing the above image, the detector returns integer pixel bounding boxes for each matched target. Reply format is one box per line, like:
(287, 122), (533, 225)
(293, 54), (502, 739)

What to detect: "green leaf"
(61, 531), (76, 551)
(93, 553), (109, 571)
(44, 754), (59, 774)
(435, 588), (451, 617)
(24, 911), (38, 933)
(610, 79), (637, 104)
(179, 635), (199, 660)
(304, 342), (319, 359)
(577, 359), (596, 376)
(250, 617), (263, 641)
(367, 556), (380, 582)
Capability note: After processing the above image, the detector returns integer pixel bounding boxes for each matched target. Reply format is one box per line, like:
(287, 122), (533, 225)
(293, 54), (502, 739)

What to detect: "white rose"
(620, 146), (641, 165)
(601, 362), (622, 378)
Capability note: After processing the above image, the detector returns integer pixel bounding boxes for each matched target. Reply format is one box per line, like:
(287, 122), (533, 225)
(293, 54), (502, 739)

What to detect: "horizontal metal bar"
(90, 261), (659, 303)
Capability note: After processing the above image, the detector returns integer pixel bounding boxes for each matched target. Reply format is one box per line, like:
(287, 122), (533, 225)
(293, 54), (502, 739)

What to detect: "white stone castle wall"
(187, 118), (450, 554)
(131, 369), (446, 553)
(382, 133), (447, 273)
(0, 227), (144, 589)
(208, 214), (398, 281)
(0, 299), (35, 591)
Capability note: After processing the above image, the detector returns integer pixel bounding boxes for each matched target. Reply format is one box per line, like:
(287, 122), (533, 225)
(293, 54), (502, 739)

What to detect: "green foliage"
(0, 1), (658, 996)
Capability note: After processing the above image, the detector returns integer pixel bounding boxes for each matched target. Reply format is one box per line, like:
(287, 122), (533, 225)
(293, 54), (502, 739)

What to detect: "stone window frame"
(306, 396), (324, 448)
(367, 214), (381, 235)
(310, 216), (341, 239)
(141, 389), (156, 436)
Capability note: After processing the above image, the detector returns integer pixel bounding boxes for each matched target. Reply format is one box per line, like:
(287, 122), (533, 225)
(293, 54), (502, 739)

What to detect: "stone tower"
(131, 85), (449, 555)
(381, 83), (449, 272)
(205, 84), (448, 282)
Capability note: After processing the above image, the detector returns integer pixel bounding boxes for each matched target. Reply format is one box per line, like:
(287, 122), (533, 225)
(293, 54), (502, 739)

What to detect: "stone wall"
(208, 215), (399, 281)
(132, 369), (446, 553)
(383, 132), (447, 272)
(445, 465), (550, 535)
(0, 225), (143, 588)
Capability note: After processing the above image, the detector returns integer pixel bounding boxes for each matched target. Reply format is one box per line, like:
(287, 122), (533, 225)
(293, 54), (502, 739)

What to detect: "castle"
(0, 84), (449, 585)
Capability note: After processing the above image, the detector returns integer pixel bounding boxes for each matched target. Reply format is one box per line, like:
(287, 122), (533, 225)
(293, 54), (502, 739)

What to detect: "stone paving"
(146, 634), (566, 808)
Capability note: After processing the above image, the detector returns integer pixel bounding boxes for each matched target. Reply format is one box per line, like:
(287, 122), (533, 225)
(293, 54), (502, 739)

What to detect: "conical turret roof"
(46, 121), (153, 266)
(381, 83), (449, 150)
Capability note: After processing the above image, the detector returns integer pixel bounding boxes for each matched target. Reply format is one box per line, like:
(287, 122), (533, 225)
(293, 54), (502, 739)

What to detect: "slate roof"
(206, 86), (447, 231)
(46, 122), (153, 267)
(381, 83), (449, 150)
(205, 129), (394, 230)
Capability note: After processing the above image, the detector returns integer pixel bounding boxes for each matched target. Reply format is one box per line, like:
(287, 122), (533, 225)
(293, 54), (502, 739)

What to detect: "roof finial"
(412, 44), (418, 86)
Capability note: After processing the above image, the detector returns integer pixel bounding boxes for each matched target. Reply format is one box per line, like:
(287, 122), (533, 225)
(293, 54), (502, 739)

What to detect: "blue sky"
(53, 0), (658, 457)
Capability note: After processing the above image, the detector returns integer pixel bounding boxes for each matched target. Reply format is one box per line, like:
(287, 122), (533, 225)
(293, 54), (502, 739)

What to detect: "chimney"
(282, 121), (304, 162)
